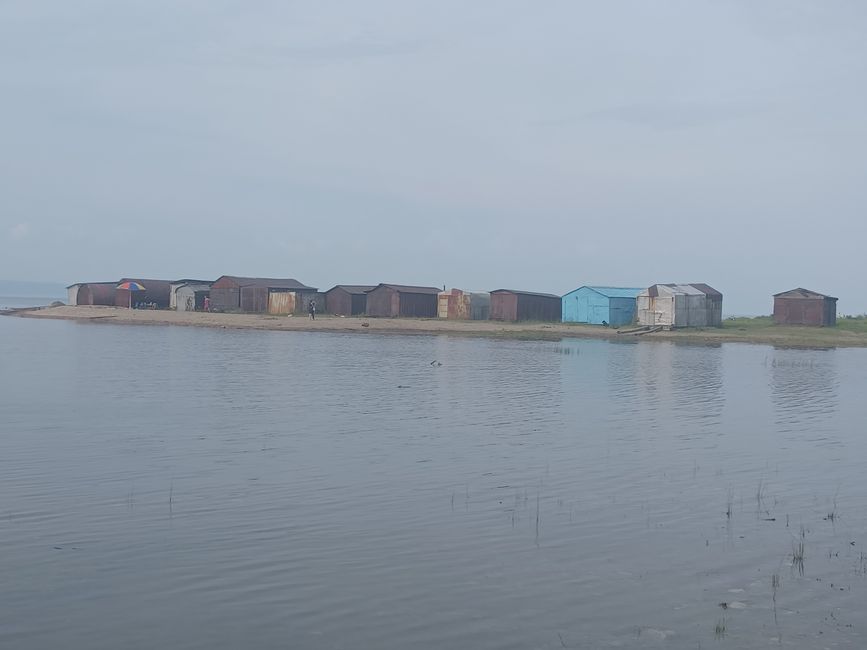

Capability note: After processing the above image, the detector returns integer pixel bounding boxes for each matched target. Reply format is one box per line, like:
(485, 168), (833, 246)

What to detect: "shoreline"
(6, 305), (867, 348)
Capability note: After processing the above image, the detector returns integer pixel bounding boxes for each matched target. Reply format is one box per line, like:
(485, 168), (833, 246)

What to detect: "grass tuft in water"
(792, 526), (806, 576)
(714, 617), (726, 639)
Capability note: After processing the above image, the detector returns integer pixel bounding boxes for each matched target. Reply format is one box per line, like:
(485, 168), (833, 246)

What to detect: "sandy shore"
(7, 305), (867, 348)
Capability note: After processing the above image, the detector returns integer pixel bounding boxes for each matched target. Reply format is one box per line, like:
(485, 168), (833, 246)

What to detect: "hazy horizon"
(2, 2), (865, 315)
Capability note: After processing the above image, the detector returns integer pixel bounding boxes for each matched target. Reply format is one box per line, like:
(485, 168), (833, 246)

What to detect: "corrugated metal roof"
(369, 284), (442, 295)
(773, 287), (837, 300)
(646, 283), (721, 297)
(217, 276), (316, 291)
(490, 289), (561, 299)
(171, 278), (213, 285)
(567, 286), (644, 299)
(688, 283), (722, 297)
(326, 285), (377, 295)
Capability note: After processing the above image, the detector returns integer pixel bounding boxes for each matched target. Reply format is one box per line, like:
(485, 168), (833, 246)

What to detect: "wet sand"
(8, 305), (867, 347)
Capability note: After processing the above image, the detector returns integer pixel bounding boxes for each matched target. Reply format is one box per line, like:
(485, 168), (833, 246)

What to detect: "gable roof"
(490, 289), (561, 299)
(326, 284), (377, 295)
(773, 287), (837, 300)
(565, 286), (644, 299)
(215, 275), (316, 291)
(367, 283), (441, 295)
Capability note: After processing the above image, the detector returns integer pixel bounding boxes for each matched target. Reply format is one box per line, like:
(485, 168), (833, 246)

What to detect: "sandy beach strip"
(7, 305), (867, 348)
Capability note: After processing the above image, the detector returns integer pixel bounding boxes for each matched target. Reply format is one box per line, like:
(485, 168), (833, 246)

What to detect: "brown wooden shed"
(365, 284), (440, 318)
(325, 285), (375, 316)
(490, 289), (561, 322)
(210, 276), (316, 313)
(773, 288), (837, 326)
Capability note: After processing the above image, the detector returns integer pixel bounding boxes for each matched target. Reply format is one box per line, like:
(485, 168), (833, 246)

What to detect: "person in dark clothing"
(308, 299), (316, 320)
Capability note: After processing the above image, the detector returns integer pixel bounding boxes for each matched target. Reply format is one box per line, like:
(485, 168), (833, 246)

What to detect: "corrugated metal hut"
(636, 283), (723, 328)
(437, 289), (491, 320)
(209, 276), (317, 314)
(173, 282), (213, 312)
(489, 290), (561, 322)
(365, 284), (440, 318)
(115, 279), (172, 309)
(325, 285), (375, 316)
(561, 286), (643, 326)
(773, 288), (837, 326)
(75, 282), (117, 306)
(66, 283), (82, 306)
(169, 279), (212, 310)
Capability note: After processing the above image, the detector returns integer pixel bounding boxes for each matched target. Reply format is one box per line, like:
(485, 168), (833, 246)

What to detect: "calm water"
(1, 316), (865, 649)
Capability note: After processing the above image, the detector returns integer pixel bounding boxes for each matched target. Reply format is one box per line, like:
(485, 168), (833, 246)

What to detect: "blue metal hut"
(561, 286), (644, 326)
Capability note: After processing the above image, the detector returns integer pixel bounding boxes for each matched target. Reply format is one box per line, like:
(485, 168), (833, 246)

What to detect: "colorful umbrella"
(116, 281), (146, 308)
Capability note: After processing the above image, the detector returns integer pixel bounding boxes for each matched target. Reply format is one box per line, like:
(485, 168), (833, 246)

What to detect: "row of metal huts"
(66, 277), (841, 327)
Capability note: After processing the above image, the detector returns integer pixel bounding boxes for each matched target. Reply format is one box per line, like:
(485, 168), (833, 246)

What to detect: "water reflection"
(769, 347), (840, 444)
(632, 341), (725, 441)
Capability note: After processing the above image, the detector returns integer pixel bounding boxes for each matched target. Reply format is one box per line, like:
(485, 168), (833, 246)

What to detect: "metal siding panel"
(438, 293), (449, 318)
(351, 294), (367, 315)
(398, 292), (438, 318)
(366, 286), (396, 317)
(490, 292), (518, 321)
(326, 288), (351, 316)
(67, 286), (80, 306)
(268, 291), (295, 314)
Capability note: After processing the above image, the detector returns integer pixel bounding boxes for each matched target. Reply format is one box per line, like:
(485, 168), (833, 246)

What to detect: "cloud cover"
(1, 1), (865, 314)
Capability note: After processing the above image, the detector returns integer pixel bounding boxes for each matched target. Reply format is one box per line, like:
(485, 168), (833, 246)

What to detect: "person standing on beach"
(308, 299), (316, 320)
(203, 296), (211, 312)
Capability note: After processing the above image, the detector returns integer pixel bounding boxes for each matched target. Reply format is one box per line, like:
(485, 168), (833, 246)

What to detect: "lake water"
(1, 316), (865, 649)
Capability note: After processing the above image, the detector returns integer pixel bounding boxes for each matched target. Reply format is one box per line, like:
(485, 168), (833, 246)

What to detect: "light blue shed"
(561, 286), (644, 326)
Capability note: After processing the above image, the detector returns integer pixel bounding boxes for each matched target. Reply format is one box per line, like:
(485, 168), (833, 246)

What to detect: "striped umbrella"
(116, 281), (146, 308)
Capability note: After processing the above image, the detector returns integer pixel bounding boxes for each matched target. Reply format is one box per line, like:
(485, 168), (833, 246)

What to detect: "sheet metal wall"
(267, 291), (296, 315)
(240, 286), (269, 313)
(326, 288), (368, 316)
(637, 286), (722, 328)
(774, 296), (837, 326)
(608, 297), (638, 326)
(562, 287), (640, 326)
(397, 292), (437, 317)
(115, 280), (171, 309)
(439, 290), (491, 320)
(78, 283), (116, 306)
(366, 286), (399, 317)
(67, 285), (81, 306)
(326, 288), (353, 316)
(175, 285), (210, 312)
(490, 292), (518, 321)
(516, 294), (561, 322)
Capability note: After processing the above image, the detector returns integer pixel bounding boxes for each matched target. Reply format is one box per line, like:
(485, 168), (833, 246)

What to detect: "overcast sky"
(1, 1), (865, 314)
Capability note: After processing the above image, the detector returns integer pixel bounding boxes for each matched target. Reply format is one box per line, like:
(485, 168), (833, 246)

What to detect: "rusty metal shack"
(115, 279), (173, 309)
(209, 276), (317, 314)
(773, 288), (837, 326)
(365, 284), (440, 318)
(169, 279), (212, 311)
(636, 283), (723, 328)
(72, 282), (116, 306)
(489, 289), (561, 322)
(437, 289), (491, 320)
(325, 285), (375, 316)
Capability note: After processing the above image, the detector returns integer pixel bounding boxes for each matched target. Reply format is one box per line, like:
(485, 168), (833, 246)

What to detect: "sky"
(1, 1), (865, 315)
